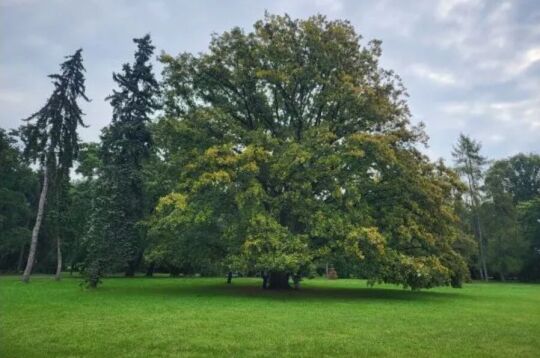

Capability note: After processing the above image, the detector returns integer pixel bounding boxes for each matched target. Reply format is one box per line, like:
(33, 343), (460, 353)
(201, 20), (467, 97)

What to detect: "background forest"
(1, 15), (539, 288)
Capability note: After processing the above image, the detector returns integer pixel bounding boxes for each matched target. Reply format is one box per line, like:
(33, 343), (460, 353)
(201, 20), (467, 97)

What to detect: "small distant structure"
(326, 267), (338, 280)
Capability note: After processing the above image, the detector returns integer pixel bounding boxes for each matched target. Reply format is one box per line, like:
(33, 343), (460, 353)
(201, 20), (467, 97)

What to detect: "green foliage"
(452, 135), (487, 188)
(18, 49), (89, 172)
(517, 196), (540, 280)
(480, 199), (525, 280)
(2, 14), (537, 288)
(452, 134), (489, 280)
(75, 142), (100, 179)
(84, 35), (160, 286)
(148, 14), (468, 289)
(451, 148), (540, 281)
(482, 154), (540, 280)
(485, 154), (540, 204)
(161, 14), (418, 141)
(55, 143), (103, 274)
(0, 130), (38, 270)
(15, 49), (89, 281)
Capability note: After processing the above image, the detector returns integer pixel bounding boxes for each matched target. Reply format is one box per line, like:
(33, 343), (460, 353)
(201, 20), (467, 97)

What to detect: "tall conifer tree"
(452, 134), (489, 280)
(19, 49), (89, 282)
(84, 35), (159, 286)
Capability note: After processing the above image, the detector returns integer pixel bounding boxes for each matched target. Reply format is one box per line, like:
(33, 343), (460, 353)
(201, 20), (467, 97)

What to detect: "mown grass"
(0, 275), (539, 357)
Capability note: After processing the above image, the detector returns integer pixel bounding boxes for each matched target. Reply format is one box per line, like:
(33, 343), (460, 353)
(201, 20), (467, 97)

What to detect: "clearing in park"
(1, 276), (539, 357)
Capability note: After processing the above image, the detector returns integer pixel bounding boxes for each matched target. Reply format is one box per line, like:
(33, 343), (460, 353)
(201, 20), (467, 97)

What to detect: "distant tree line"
(0, 14), (538, 288)
(452, 135), (540, 281)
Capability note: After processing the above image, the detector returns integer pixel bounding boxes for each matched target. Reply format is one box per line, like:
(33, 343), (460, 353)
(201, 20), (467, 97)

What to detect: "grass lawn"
(0, 276), (539, 357)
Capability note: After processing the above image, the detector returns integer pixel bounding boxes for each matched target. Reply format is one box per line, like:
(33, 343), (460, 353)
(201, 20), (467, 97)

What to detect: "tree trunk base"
(267, 272), (290, 289)
(55, 237), (62, 281)
(88, 278), (99, 289)
(146, 262), (155, 277)
(22, 165), (49, 284)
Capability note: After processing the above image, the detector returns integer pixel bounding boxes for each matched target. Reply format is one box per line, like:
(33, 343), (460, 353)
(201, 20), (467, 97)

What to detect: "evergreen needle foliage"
(17, 49), (89, 282)
(83, 35), (160, 287)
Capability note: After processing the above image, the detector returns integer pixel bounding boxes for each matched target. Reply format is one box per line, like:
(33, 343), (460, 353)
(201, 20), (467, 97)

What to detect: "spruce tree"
(19, 49), (89, 282)
(84, 35), (159, 286)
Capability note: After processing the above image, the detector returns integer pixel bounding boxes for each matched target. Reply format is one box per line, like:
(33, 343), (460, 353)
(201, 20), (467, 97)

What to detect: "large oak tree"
(148, 14), (468, 289)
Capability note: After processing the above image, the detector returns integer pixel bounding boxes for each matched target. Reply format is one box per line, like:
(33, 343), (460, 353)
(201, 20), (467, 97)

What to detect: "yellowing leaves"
(240, 161), (259, 173)
(145, 14), (471, 290)
(156, 192), (187, 214)
(204, 146), (237, 166)
(345, 227), (386, 260)
(347, 148), (365, 158)
(347, 133), (397, 163)
(199, 170), (232, 185)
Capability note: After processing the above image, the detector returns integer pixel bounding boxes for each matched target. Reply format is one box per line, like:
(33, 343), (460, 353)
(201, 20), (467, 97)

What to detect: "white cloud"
(1, 0), (539, 161)
(488, 134), (504, 143)
(442, 98), (540, 129)
(436, 0), (483, 20)
(0, 90), (24, 104)
(274, 0), (343, 16)
(0, 0), (39, 7)
(314, 0), (343, 14)
(507, 47), (540, 75)
(410, 64), (458, 86)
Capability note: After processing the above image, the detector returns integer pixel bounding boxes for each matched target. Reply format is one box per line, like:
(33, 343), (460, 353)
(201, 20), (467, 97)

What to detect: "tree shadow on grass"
(98, 279), (471, 303)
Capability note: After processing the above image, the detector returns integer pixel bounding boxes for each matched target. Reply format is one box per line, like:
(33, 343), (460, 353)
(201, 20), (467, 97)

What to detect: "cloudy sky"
(1, 0), (539, 161)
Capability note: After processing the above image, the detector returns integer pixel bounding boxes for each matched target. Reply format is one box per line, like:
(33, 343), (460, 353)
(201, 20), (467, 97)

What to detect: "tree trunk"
(476, 215), (489, 281)
(267, 271), (290, 289)
(88, 273), (99, 288)
(471, 200), (487, 282)
(477, 235), (485, 281)
(86, 261), (101, 288)
(170, 266), (180, 277)
(54, 237), (62, 281)
(464, 158), (489, 282)
(125, 263), (135, 277)
(478, 265), (485, 281)
(16, 243), (26, 273)
(146, 262), (155, 277)
(481, 245), (489, 281)
(262, 272), (269, 289)
(125, 252), (143, 277)
(22, 166), (49, 283)
(227, 271), (233, 284)
(292, 274), (301, 289)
